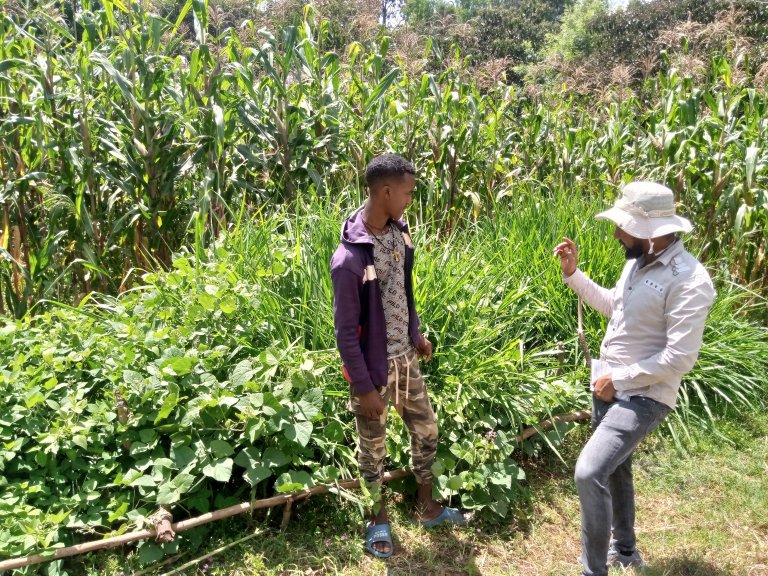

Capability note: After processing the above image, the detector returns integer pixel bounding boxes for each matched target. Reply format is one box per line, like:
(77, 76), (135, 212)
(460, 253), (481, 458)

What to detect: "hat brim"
(595, 207), (692, 238)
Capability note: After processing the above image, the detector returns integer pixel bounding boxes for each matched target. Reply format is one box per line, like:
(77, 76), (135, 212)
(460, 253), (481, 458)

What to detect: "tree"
(543, 0), (608, 61)
(381, 0), (406, 26)
(576, 0), (768, 66)
(404, 0), (574, 73)
(470, 0), (573, 64)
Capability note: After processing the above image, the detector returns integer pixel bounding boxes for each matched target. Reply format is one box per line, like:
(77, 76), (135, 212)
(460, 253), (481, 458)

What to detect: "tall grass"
(1, 188), (766, 562)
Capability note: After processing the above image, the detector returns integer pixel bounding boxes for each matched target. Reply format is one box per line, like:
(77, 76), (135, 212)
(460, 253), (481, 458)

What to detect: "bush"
(2, 204), (767, 563)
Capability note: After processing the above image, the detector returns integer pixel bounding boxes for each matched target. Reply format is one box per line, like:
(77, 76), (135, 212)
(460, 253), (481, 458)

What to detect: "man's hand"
(553, 236), (579, 278)
(593, 374), (616, 402)
(416, 333), (433, 362)
(356, 389), (385, 418)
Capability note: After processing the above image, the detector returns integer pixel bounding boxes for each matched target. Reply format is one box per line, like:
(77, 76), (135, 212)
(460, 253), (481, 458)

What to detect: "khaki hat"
(595, 181), (692, 240)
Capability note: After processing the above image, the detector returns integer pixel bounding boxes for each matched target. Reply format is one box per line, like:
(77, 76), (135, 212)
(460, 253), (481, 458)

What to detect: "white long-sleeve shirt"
(564, 239), (715, 408)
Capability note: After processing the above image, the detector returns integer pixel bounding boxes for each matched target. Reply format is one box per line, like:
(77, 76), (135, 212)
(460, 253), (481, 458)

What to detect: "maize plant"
(0, 0), (766, 317)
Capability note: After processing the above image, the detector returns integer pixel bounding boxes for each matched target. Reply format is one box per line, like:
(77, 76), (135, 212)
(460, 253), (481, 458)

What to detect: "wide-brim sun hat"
(595, 181), (692, 239)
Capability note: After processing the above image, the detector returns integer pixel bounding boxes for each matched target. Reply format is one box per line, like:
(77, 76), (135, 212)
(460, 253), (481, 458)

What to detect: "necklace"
(363, 219), (402, 262)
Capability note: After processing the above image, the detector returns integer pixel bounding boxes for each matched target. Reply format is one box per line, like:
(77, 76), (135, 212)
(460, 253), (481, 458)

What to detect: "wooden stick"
(280, 499), (293, 531)
(0, 469), (410, 572)
(516, 410), (592, 442)
(0, 412), (592, 573)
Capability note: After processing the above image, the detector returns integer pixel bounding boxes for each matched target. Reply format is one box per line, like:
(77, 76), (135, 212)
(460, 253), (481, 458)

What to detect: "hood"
(340, 206), (409, 245)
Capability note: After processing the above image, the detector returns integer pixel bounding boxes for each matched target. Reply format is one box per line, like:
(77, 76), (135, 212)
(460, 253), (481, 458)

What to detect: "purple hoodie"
(330, 207), (421, 395)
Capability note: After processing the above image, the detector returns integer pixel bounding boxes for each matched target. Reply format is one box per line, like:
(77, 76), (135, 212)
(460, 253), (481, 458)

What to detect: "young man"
(553, 181), (715, 576)
(331, 153), (465, 559)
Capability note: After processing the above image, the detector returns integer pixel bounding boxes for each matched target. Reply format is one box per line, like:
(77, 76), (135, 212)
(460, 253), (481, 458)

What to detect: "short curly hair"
(365, 153), (416, 188)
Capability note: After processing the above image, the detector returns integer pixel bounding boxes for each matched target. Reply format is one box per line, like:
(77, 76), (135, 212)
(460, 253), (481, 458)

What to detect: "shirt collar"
(640, 237), (685, 269)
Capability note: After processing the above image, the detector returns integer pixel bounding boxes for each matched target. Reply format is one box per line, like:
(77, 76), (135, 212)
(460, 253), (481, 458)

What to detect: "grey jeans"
(575, 395), (671, 576)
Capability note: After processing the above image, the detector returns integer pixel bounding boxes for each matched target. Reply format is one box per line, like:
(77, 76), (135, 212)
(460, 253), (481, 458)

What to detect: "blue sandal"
(364, 522), (394, 559)
(418, 506), (467, 528)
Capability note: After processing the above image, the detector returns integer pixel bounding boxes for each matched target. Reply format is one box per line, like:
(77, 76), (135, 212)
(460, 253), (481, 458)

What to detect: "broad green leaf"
(155, 383), (180, 424)
(26, 389), (45, 409)
(172, 473), (195, 494)
(123, 370), (144, 384)
(138, 542), (164, 565)
(71, 435), (88, 450)
(203, 458), (233, 482)
(156, 483), (181, 505)
(210, 440), (234, 458)
(234, 447), (260, 469)
(296, 388), (323, 420)
(187, 493), (211, 513)
(107, 502), (130, 523)
(323, 420), (345, 443)
(219, 295), (237, 314)
(447, 474), (464, 491)
(243, 464), (271, 487)
(230, 360), (256, 388)
(317, 465), (339, 482)
(488, 471), (512, 488)
(139, 429), (157, 444)
(218, 395), (239, 408)
(284, 421), (313, 447)
(275, 471), (313, 493)
(170, 445), (197, 468)
(160, 357), (196, 376)
(263, 447), (290, 468)
(129, 475), (157, 488)
(197, 292), (216, 311)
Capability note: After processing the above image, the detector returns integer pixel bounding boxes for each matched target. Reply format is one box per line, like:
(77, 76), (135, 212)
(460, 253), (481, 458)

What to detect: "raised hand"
(553, 236), (579, 278)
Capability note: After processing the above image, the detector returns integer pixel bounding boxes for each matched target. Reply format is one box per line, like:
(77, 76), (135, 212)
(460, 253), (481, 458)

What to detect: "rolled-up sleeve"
(613, 272), (715, 391)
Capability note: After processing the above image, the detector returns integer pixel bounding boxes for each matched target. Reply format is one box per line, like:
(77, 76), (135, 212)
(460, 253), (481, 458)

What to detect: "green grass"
(2, 204), (766, 567)
(74, 411), (768, 576)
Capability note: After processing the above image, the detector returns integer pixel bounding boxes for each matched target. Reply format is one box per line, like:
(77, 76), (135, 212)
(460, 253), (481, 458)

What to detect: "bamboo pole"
(0, 412), (591, 573)
(0, 469), (411, 573)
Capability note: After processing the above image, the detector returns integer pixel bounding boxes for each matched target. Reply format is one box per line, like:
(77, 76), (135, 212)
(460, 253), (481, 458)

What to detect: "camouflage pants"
(349, 350), (438, 486)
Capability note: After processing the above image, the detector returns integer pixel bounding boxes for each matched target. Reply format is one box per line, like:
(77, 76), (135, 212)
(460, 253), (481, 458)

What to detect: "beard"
(623, 244), (645, 260)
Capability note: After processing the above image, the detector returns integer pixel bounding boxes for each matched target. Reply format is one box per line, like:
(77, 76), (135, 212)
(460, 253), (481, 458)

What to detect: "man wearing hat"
(553, 181), (715, 576)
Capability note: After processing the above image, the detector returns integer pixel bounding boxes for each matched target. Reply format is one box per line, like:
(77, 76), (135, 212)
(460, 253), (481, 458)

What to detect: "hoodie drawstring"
(391, 350), (412, 411)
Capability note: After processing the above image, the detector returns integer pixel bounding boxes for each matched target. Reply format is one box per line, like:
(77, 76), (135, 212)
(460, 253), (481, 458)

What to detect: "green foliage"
(0, 5), (767, 565)
(404, 0), (574, 72)
(575, 0), (768, 65)
(0, 225), (350, 560)
(470, 0), (573, 66)
(1, 203), (767, 563)
(1, 2), (767, 315)
(543, 0), (608, 61)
